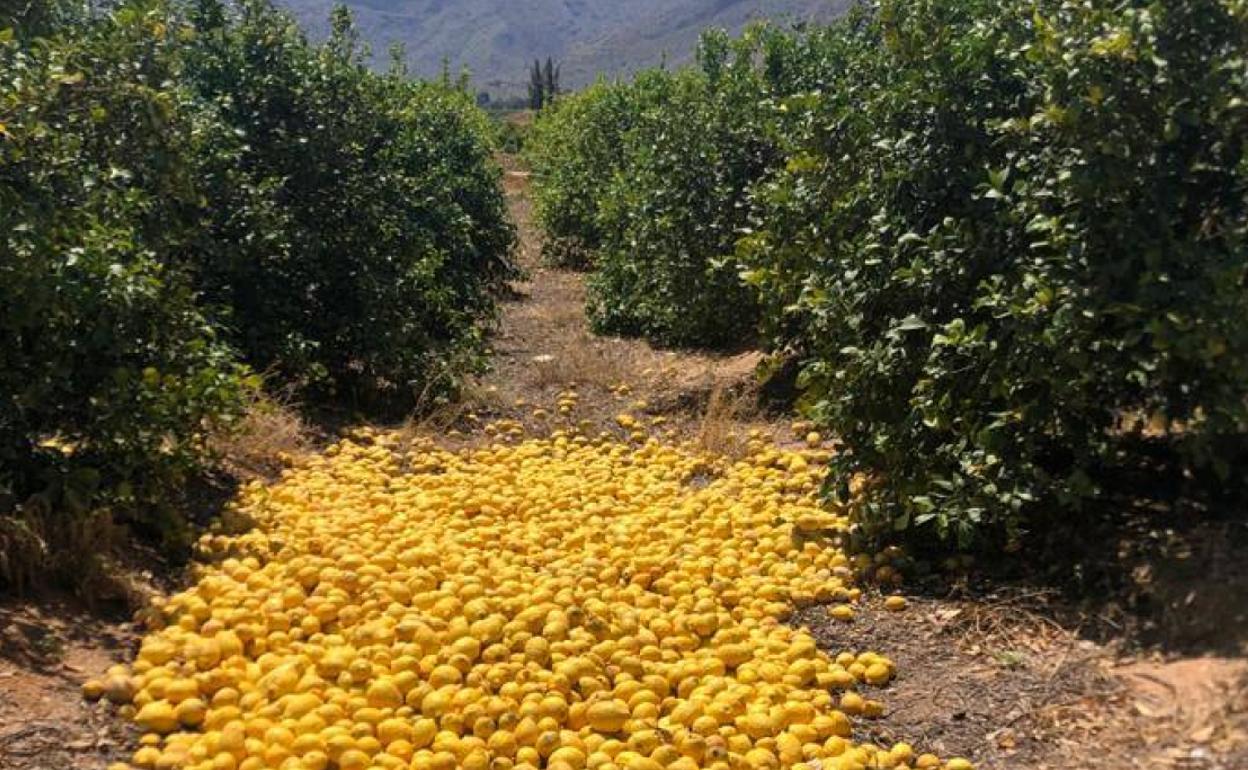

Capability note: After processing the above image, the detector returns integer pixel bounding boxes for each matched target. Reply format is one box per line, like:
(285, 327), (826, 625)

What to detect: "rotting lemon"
(828, 604), (855, 622)
(884, 595), (908, 612)
(92, 416), (945, 770)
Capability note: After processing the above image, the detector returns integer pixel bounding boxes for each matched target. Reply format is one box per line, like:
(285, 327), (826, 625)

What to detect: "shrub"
(586, 30), (798, 348)
(527, 81), (639, 268)
(183, 0), (517, 408)
(531, 26), (847, 347)
(743, 0), (1248, 548)
(584, 70), (751, 345)
(0, 2), (251, 565)
(1, 0), (519, 586)
(496, 117), (528, 154)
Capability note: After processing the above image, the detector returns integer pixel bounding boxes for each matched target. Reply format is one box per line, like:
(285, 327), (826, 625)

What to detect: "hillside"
(275, 0), (850, 95)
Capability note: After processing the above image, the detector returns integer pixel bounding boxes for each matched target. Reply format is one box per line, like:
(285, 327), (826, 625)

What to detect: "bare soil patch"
(793, 589), (1248, 770)
(423, 154), (791, 458)
(0, 597), (135, 769)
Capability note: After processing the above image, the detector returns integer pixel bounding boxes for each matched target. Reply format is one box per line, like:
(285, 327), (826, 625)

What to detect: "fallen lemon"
(884, 595), (908, 612)
(828, 604), (855, 622)
(95, 420), (943, 770)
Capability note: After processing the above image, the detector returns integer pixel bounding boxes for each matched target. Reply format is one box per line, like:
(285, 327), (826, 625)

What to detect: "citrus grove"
(10, 0), (1245, 767)
(82, 415), (965, 770)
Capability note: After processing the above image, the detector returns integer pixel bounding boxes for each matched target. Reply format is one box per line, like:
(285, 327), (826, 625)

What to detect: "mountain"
(274, 0), (851, 96)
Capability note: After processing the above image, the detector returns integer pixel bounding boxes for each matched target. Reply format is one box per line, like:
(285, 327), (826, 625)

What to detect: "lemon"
(95, 421), (941, 770)
(586, 700), (631, 732)
(890, 742), (915, 764)
(174, 698), (207, 726)
(104, 674), (137, 704)
(366, 678), (403, 709)
(884, 595), (908, 612)
(82, 679), (105, 700)
(828, 604), (855, 622)
(134, 701), (178, 734)
(864, 663), (892, 686)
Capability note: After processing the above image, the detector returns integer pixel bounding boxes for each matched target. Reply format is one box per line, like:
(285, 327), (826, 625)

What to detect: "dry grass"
(394, 397), (475, 445)
(208, 391), (311, 481)
(486, 253), (664, 403)
(529, 337), (650, 392)
(0, 390), (312, 600)
(695, 383), (758, 459)
(0, 504), (124, 599)
(0, 512), (48, 594)
(904, 584), (1248, 769)
(941, 589), (1077, 664)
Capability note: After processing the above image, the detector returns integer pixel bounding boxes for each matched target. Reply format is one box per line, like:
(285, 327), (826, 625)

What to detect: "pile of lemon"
(89, 426), (970, 770)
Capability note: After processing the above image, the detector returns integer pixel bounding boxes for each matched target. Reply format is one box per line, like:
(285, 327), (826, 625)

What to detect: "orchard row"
(528, 0), (1248, 549)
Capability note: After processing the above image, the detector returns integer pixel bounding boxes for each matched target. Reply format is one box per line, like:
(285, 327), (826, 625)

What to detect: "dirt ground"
(0, 598), (136, 768)
(450, 157), (775, 444)
(1, 155), (1245, 770)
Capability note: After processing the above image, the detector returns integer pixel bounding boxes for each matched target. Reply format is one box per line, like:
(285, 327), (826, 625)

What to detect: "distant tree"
(387, 42), (408, 77)
(529, 58), (545, 110)
(544, 57), (560, 102)
(527, 57), (562, 111)
(326, 4), (360, 63)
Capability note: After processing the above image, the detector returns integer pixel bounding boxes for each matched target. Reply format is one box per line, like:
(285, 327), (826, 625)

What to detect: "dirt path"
(1, 158), (1244, 770)
(0, 598), (136, 768)
(459, 157), (771, 448)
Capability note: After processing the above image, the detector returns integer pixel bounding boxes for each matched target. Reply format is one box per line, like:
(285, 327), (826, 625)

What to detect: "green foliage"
(183, 0), (517, 406)
(0, 0), (516, 580)
(527, 80), (639, 268)
(743, 0), (1248, 548)
(496, 117), (528, 154)
(532, 1), (1248, 548)
(530, 26), (847, 345)
(585, 54), (764, 347)
(1, 0), (85, 39)
(0, 2), (250, 543)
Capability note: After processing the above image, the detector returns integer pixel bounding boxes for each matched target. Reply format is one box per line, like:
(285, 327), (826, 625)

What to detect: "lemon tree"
(2, 0), (517, 584)
(531, 0), (1248, 550)
(0, 0), (251, 571)
(183, 0), (517, 408)
(743, 0), (1248, 547)
(526, 80), (640, 268)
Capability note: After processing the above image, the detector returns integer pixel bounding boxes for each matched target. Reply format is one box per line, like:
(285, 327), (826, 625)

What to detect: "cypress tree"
(529, 58), (545, 110)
